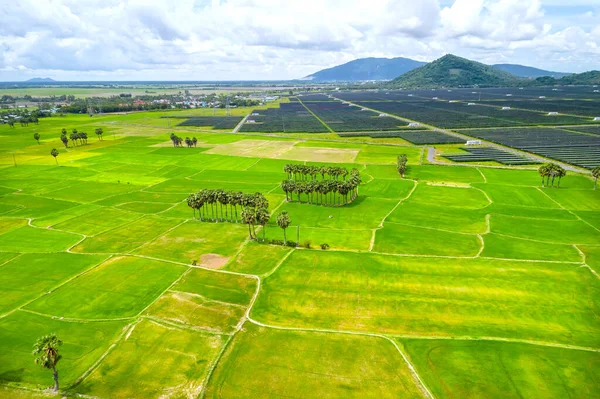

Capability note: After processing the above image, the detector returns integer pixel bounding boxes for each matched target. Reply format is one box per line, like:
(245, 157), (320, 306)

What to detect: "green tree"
(276, 211), (291, 245)
(255, 207), (270, 242)
(241, 207), (256, 239)
(33, 132), (40, 144)
(32, 334), (62, 391)
(538, 164), (549, 187)
(50, 148), (59, 165)
(95, 128), (103, 140)
(397, 154), (408, 178)
(591, 166), (600, 190)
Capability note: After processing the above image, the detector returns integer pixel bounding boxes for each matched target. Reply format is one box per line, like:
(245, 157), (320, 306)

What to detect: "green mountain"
(390, 54), (520, 88)
(493, 64), (571, 79)
(302, 57), (425, 81)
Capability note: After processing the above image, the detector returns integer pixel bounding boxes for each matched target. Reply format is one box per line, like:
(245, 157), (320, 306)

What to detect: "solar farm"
(0, 87), (599, 399)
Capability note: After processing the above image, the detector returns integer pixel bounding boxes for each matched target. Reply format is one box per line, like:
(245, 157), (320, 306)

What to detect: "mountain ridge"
(302, 57), (425, 81)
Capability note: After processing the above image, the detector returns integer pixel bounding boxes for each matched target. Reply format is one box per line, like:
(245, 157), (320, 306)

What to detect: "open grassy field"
(0, 104), (598, 399)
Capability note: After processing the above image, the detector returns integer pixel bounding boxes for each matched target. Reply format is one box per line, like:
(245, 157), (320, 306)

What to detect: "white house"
(408, 122), (420, 127)
(593, 117), (600, 121)
(548, 112), (559, 116)
(432, 97), (438, 100)
(502, 107), (511, 110)
(539, 96), (546, 99)
(246, 119), (256, 124)
(506, 94), (512, 97)
(467, 102), (476, 106)
(378, 113), (388, 117)
(360, 108), (368, 111)
(466, 140), (482, 145)
(251, 112), (260, 116)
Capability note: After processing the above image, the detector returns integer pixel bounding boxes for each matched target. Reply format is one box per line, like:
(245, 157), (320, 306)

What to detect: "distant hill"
(554, 70), (600, 85)
(390, 54), (520, 88)
(493, 64), (571, 79)
(302, 57), (425, 81)
(25, 77), (56, 83)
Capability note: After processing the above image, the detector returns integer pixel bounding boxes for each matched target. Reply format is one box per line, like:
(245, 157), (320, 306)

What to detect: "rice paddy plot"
(73, 319), (224, 398)
(0, 311), (126, 389)
(490, 214), (600, 244)
(402, 339), (600, 399)
(0, 253), (108, 314)
(144, 291), (245, 333)
(481, 233), (582, 262)
(133, 221), (248, 266)
(374, 222), (481, 256)
(443, 147), (538, 165)
(0, 224), (82, 253)
(252, 250), (600, 347)
(53, 207), (140, 236)
(205, 323), (424, 399)
(387, 202), (487, 234)
(405, 183), (491, 209)
(26, 256), (186, 319)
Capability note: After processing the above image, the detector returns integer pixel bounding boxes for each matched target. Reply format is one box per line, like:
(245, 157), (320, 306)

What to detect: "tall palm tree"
(255, 207), (270, 242)
(50, 149), (59, 165)
(34, 133), (40, 144)
(276, 211), (291, 245)
(95, 128), (103, 140)
(592, 166), (600, 190)
(241, 207), (256, 239)
(32, 334), (62, 392)
(538, 164), (549, 187)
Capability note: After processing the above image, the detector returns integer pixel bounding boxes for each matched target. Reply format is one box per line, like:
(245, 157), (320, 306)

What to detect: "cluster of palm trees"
(6, 116), (38, 127)
(538, 162), (567, 187)
(284, 164), (349, 181)
(281, 167), (361, 206)
(184, 137), (198, 147)
(186, 189), (270, 240)
(59, 128), (88, 147)
(397, 154), (408, 178)
(170, 134), (198, 147)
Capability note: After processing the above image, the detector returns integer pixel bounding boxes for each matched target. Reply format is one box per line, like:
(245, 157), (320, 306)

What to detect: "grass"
(73, 319), (223, 398)
(0, 253), (108, 314)
(205, 323), (424, 399)
(0, 311), (126, 389)
(252, 250), (600, 347)
(402, 339), (600, 399)
(26, 256), (186, 318)
(0, 106), (598, 398)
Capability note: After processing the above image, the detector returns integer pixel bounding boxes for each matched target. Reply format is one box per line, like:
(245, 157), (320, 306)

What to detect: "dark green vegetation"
(391, 54), (519, 88)
(0, 94), (598, 399)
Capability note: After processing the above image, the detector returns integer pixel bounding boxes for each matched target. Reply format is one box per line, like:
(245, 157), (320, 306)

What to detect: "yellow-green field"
(0, 106), (598, 399)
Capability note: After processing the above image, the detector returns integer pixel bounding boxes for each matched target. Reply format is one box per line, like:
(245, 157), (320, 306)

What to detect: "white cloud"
(0, 0), (598, 80)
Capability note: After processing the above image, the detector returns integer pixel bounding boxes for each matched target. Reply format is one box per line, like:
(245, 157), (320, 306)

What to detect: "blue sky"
(0, 0), (598, 81)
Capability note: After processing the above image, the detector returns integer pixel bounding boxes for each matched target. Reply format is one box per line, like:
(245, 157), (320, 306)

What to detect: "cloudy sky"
(1, 0), (598, 81)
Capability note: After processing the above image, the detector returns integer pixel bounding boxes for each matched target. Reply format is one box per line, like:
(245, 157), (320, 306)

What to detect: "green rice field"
(0, 102), (598, 399)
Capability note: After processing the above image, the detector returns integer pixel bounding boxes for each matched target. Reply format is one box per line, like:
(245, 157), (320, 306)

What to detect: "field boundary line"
(19, 308), (135, 323)
(377, 180), (418, 227)
(167, 290), (247, 308)
(142, 315), (230, 336)
(232, 111), (251, 133)
(475, 167), (487, 182)
(260, 248), (294, 279)
(245, 317), (434, 398)
(199, 333), (236, 399)
(69, 320), (141, 390)
(535, 187), (600, 234)
(0, 254), (113, 319)
(0, 253), (21, 269)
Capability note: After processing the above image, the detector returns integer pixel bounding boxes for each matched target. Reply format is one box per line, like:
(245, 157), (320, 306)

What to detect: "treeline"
(169, 133), (198, 147)
(59, 128), (103, 148)
(538, 163), (567, 188)
(284, 164), (350, 181)
(186, 189), (270, 240)
(281, 164), (361, 206)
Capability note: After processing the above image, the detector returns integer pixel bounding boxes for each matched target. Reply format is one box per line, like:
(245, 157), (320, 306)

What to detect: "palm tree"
(192, 137), (197, 147)
(33, 133), (41, 144)
(95, 128), (103, 140)
(556, 165), (566, 187)
(592, 166), (600, 190)
(255, 207), (270, 242)
(538, 164), (549, 187)
(32, 334), (62, 392)
(241, 207), (256, 239)
(61, 128), (67, 136)
(50, 149), (59, 165)
(276, 211), (291, 245)
(60, 134), (68, 148)
(397, 154), (408, 178)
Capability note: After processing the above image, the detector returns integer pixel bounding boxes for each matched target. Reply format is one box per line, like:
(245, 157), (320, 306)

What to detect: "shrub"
(269, 239), (284, 246)
(285, 240), (298, 248)
(320, 243), (330, 250)
(303, 240), (312, 249)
